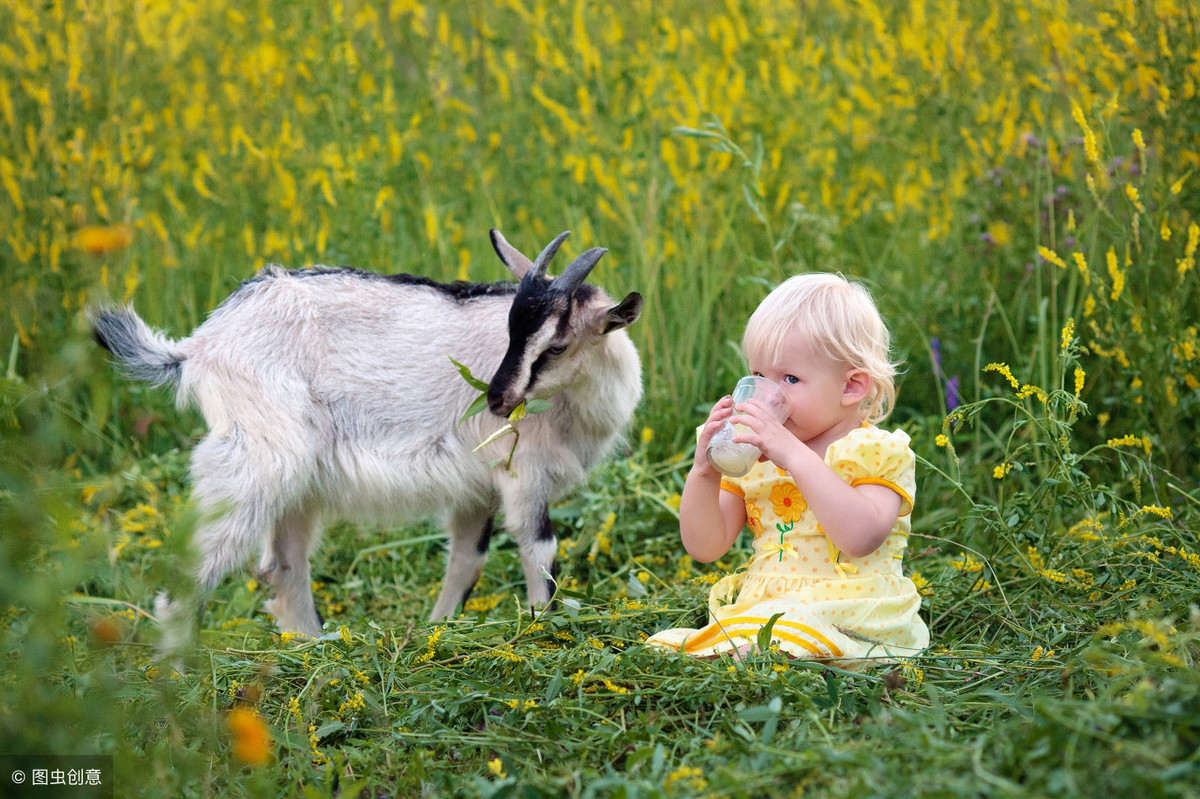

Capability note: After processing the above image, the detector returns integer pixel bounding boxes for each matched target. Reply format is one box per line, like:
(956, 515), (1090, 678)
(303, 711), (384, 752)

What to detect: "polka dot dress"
(647, 426), (929, 667)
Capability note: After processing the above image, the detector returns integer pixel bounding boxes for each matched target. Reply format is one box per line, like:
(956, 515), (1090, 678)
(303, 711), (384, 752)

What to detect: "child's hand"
(691, 396), (735, 478)
(730, 399), (799, 466)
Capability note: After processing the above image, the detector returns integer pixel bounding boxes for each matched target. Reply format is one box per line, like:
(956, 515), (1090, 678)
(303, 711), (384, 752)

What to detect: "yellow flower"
(1038, 246), (1066, 269)
(1071, 252), (1090, 285)
(986, 221), (1011, 246)
(984, 362), (1020, 389)
(1071, 101), (1100, 167)
(935, 434), (949, 447)
(1060, 318), (1075, 351)
(1125, 183), (1145, 215)
(487, 758), (508, 779)
(951, 554), (984, 572)
(227, 707), (272, 766)
(1106, 247), (1124, 301)
(665, 765), (707, 792)
(993, 462), (1013, 479)
(1178, 223), (1199, 276)
(77, 223), (134, 255)
(910, 571), (933, 596)
(769, 483), (806, 523)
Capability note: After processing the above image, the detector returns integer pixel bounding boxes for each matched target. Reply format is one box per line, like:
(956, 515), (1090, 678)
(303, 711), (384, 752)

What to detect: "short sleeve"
(826, 426), (916, 516)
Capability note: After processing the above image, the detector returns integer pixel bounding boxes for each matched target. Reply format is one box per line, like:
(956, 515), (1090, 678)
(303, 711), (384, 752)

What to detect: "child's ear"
(842, 369), (871, 406)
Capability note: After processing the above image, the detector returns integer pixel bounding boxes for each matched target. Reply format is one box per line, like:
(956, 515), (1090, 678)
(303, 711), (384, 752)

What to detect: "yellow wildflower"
(1071, 101), (1100, 166)
(1071, 252), (1090, 285)
(1037, 245), (1066, 269)
(665, 765), (707, 792)
(984, 362), (1020, 389)
(986, 221), (1011, 246)
(951, 553), (984, 572)
(1106, 247), (1124, 301)
(1178, 223), (1199, 276)
(1125, 184), (1145, 215)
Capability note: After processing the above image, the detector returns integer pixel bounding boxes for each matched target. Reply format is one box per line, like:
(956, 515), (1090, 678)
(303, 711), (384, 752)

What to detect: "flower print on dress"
(770, 482), (806, 523)
(758, 526), (799, 563)
(746, 500), (765, 536)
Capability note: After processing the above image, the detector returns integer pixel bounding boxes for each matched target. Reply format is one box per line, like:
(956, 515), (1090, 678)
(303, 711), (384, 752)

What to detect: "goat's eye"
(546, 344), (568, 357)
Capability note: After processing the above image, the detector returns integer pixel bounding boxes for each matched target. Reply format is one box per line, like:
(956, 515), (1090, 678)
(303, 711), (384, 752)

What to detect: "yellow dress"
(647, 426), (929, 666)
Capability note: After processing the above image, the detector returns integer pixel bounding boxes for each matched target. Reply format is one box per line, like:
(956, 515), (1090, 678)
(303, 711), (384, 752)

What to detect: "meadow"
(2, 0), (1200, 795)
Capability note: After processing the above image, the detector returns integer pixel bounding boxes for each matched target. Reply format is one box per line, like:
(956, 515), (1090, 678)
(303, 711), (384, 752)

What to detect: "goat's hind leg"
(429, 510), (495, 620)
(259, 509), (324, 636)
(155, 497), (274, 655)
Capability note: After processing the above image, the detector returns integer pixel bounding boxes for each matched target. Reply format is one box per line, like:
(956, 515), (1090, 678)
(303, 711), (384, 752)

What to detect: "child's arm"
(731, 402), (901, 558)
(679, 397), (748, 563)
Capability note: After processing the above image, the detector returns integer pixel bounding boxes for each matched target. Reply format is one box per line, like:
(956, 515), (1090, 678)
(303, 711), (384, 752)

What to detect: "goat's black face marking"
(487, 275), (574, 415)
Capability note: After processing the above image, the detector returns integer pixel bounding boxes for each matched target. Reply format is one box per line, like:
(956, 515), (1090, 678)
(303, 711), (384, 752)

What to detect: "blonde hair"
(742, 273), (898, 423)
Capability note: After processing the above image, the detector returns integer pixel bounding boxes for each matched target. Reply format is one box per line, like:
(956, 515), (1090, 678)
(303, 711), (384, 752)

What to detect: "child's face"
(749, 338), (864, 445)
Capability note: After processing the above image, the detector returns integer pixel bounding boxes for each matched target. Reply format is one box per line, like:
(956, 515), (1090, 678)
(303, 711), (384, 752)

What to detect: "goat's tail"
(90, 306), (187, 388)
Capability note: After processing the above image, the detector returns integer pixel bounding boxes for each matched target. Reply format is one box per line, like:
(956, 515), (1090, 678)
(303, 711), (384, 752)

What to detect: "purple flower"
(944, 375), (961, 412)
(931, 337), (960, 411)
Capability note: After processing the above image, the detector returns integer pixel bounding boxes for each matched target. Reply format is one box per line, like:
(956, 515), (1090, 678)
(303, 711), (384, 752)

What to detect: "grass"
(2, 0), (1200, 796)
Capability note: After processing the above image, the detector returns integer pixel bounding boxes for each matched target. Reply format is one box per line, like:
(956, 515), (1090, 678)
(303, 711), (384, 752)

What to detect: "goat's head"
(486, 230), (643, 417)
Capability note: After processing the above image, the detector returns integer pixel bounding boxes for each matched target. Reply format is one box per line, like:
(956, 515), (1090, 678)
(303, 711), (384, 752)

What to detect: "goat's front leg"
(498, 482), (557, 611)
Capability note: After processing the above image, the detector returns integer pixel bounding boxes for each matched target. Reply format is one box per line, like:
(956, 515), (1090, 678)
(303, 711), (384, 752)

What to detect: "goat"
(91, 230), (643, 639)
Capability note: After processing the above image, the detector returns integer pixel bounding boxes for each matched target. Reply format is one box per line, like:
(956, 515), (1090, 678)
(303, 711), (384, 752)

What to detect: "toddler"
(647, 273), (929, 665)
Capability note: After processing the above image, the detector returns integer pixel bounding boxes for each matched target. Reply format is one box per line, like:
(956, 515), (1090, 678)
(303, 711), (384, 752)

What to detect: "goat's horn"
(490, 229), (535, 278)
(552, 247), (606, 294)
(528, 231), (571, 280)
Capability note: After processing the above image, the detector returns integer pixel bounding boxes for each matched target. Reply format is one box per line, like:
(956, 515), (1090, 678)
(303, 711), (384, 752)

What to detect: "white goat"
(91, 230), (643, 638)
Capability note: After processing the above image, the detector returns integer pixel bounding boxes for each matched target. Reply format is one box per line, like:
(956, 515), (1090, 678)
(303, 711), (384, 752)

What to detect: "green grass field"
(3, 0), (1200, 795)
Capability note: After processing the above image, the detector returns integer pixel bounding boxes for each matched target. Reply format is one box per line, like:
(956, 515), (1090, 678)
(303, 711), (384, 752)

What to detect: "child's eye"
(784, 375), (800, 384)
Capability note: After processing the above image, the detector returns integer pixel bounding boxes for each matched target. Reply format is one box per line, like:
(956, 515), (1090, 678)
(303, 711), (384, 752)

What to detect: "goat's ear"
(600, 292), (643, 334)
(490, 229), (534, 279)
